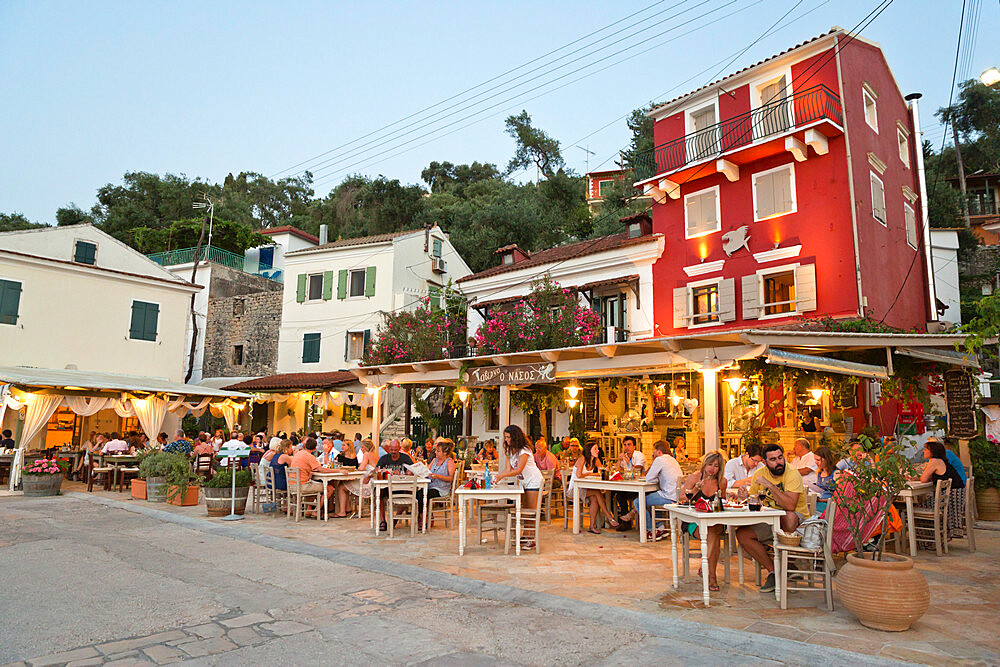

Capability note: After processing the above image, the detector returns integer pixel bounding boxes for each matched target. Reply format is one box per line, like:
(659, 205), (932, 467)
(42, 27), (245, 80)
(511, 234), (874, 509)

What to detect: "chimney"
(319, 224), (328, 245)
(620, 212), (652, 239)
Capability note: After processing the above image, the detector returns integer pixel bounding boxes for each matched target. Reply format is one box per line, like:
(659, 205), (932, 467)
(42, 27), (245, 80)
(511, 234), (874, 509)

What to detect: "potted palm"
(21, 458), (66, 496)
(970, 435), (1000, 521)
(203, 467), (253, 516)
(832, 435), (928, 631)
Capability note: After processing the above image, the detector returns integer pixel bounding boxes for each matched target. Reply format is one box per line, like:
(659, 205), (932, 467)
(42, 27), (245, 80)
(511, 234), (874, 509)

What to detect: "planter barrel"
(131, 479), (147, 500)
(976, 487), (1000, 522)
(204, 486), (250, 516)
(145, 476), (167, 502)
(22, 474), (63, 497)
(837, 553), (929, 631)
(168, 485), (200, 507)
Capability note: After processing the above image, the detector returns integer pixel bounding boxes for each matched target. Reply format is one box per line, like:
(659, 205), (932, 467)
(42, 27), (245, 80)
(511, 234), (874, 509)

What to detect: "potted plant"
(970, 435), (1000, 521)
(139, 452), (196, 504)
(831, 435), (929, 631)
(21, 458), (66, 496)
(202, 467), (253, 517)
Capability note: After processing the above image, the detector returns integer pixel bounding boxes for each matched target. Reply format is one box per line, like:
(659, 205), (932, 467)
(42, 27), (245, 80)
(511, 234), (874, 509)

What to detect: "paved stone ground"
(0, 495), (907, 666)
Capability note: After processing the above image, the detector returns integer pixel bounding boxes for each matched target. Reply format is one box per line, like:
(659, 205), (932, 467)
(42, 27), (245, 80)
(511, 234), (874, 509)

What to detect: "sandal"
(587, 527), (602, 535)
(378, 521), (387, 532)
(607, 518), (620, 528)
(709, 581), (720, 592)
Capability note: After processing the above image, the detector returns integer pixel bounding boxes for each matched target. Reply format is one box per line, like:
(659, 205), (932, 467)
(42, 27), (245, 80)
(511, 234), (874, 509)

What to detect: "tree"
(618, 102), (662, 172)
(55, 204), (92, 226)
(0, 212), (46, 232)
(504, 111), (564, 179)
(130, 218), (271, 254)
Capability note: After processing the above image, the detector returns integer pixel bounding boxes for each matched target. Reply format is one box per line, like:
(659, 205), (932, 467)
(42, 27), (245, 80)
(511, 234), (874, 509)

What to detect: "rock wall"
(203, 290), (282, 378)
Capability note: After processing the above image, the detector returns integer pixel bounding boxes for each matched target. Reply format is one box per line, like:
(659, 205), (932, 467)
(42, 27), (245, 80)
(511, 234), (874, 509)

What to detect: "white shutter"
(755, 172), (775, 219)
(702, 191), (718, 226)
(871, 174), (886, 223)
(775, 168), (793, 215)
(718, 278), (736, 322)
(796, 264), (817, 312)
(742, 275), (760, 319)
(673, 287), (689, 329)
(904, 205), (917, 247)
(685, 196), (702, 237)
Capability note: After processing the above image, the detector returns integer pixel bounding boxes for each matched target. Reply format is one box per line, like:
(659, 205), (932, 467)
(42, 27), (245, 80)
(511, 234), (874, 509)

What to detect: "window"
(233, 298), (244, 316)
(862, 87), (878, 132)
(690, 284), (719, 325)
(598, 179), (615, 197)
(897, 127), (910, 166)
(0, 278), (22, 325)
(73, 241), (97, 265)
(687, 103), (719, 160)
(232, 345), (244, 366)
(258, 245), (275, 269)
(349, 269), (366, 297)
(762, 271), (796, 316)
(307, 273), (324, 300)
(302, 333), (321, 364)
(753, 164), (795, 220)
(487, 404), (500, 431)
(346, 330), (369, 361)
(502, 253), (514, 265)
(904, 203), (918, 248)
(684, 186), (720, 238)
(431, 238), (443, 258)
(129, 301), (159, 341)
(870, 172), (886, 224)
(755, 73), (791, 136)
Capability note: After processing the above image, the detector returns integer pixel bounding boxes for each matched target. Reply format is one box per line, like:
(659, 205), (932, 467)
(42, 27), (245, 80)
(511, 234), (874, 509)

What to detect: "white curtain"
(167, 396), (212, 417)
(209, 401), (241, 432)
(20, 393), (63, 449)
(113, 399), (136, 418)
(64, 396), (110, 417)
(130, 396), (169, 443)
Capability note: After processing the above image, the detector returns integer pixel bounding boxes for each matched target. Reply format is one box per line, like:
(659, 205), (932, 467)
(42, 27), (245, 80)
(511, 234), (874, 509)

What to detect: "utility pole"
(951, 115), (971, 228)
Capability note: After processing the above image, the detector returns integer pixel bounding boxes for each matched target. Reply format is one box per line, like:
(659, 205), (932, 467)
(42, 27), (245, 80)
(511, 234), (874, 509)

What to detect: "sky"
(1, 0), (997, 225)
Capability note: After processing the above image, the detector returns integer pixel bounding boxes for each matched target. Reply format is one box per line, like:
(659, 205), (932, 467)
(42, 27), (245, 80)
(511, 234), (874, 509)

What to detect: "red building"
(635, 28), (935, 336)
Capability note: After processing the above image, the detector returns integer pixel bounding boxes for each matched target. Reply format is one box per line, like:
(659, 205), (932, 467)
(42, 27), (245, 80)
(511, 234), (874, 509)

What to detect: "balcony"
(147, 245), (281, 282)
(967, 196), (999, 217)
(633, 85), (843, 186)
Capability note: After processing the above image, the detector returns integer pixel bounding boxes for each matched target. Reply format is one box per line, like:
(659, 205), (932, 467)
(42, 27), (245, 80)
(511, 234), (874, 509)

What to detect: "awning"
(894, 346), (980, 369)
(0, 366), (252, 399)
(764, 349), (888, 380)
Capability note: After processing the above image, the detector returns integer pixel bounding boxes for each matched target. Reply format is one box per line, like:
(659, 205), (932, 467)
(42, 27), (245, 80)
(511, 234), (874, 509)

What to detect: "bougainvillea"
(365, 283), (468, 365)
(474, 276), (601, 354)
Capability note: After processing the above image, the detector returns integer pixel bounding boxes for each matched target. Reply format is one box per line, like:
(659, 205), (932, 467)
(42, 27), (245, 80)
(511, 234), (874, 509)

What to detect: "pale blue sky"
(1, 0), (996, 224)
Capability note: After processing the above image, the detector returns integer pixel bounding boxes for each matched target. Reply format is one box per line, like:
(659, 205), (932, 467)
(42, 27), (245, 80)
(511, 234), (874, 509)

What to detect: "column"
(701, 368), (719, 453)
(499, 384), (511, 470)
(371, 386), (382, 450)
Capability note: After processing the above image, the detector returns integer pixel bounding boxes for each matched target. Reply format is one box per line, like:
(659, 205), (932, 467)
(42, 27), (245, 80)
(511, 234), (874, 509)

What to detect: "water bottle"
(484, 463), (492, 489)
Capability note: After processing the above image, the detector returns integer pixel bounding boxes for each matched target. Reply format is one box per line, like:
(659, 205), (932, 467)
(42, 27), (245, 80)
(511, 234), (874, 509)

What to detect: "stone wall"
(208, 262), (282, 299)
(203, 290), (282, 378)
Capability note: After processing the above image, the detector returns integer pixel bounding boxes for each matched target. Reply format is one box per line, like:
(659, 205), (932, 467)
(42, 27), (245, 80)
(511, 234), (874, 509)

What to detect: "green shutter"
(74, 241), (96, 265)
(337, 269), (348, 300)
(296, 274), (307, 303)
(0, 279), (22, 325)
(302, 333), (320, 363)
(429, 286), (441, 311)
(432, 239), (442, 257)
(344, 332), (350, 361)
(322, 270), (334, 300)
(364, 266), (376, 297)
(362, 329), (371, 358)
(129, 302), (144, 339)
(144, 302), (159, 341)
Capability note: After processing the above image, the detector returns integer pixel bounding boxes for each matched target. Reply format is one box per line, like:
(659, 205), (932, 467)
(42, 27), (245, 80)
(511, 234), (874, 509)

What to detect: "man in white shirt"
(621, 440), (682, 539)
(724, 442), (764, 488)
(101, 432), (129, 454)
(792, 438), (818, 488)
(224, 432), (244, 450)
(613, 436), (647, 529)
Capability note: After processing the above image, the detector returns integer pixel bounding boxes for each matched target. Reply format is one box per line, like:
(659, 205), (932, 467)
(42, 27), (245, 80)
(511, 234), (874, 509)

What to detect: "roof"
(0, 247), (200, 290)
(457, 232), (662, 283)
(261, 226), (319, 244)
(222, 371), (359, 392)
(0, 366), (250, 399)
(286, 229), (422, 255)
(586, 170), (627, 178)
(649, 28), (840, 116)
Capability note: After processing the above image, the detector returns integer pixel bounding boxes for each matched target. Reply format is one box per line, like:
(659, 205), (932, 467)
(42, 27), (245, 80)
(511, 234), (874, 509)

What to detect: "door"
(756, 75), (791, 138)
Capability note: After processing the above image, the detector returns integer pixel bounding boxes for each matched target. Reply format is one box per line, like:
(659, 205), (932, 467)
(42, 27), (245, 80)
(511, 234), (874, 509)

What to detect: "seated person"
(735, 443), (810, 594)
(101, 432), (129, 454)
(626, 440), (681, 539)
(679, 452), (728, 591)
(792, 438), (817, 488)
(909, 438), (967, 539)
(476, 439), (499, 463)
(569, 441), (618, 534)
(193, 433), (215, 458)
(369, 440), (415, 532)
(552, 436), (570, 457)
(835, 438), (867, 474)
(290, 438), (335, 516)
(612, 436), (646, 529)
(673, 436), (693, 463)
(810, 445), (837, 514)
(163, 429), (193, 457)
(533, 438), (560, 472)
(723, 442), (763, 489)
(561, 438), (582, 462)
(400, 437), (418, 462)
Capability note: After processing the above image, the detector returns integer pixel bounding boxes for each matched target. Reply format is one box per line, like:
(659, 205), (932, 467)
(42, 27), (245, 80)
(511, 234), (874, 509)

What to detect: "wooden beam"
(804, 128), (829, 155)
(785, 136), (808, 162)
(642, 183), (666, 204)
(412, 363), (433, 373)
(716, 159), (739, 182)
(596, 345), (617, 358)
(659, 178), (681, 199)
(447, 360), (464, 369)
(662, 340), (681, 352)
(491, 356), (511, 366)
(540, 351), (561, 362)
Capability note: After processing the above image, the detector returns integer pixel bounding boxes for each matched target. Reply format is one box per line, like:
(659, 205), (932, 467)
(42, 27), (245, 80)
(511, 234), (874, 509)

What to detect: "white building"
(243, 225), (320, 282)
(455, 214), (664, 440)
(930, 228), (961, 326)
(0, 224), (198, 448)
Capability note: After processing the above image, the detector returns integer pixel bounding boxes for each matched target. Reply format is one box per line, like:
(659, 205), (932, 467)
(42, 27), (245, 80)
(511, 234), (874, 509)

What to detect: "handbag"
(693, 497), (713, 513)
(798, 517), (827, 550)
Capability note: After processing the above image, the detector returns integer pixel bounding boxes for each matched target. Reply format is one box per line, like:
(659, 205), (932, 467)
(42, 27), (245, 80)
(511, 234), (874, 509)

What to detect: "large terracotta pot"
(837, 552), (929, 631)
(976, 487), (1000, 521)
(131, 479), (147, 500)
(167, 485), (200, 506)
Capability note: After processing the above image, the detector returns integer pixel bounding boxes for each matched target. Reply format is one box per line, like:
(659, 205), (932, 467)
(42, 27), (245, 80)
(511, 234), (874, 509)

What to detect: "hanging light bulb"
(564, 382), (581, 399)
(670, 392), (682, 407)
(565, 397), (580, 410)
(455, 387), (471, 403)
(809, 387), (824, 401)
(725, 376), (745, 393)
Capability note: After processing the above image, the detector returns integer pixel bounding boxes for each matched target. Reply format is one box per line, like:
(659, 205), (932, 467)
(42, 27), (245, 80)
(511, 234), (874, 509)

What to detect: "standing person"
(569, 441), (619, 534)
(723, 442), (763, 489)
(625, 440), (682, 539)
(493, 425), (544, 548)
(678, 452), (728, 591)
(791, 438), (818, 488)
(799, 409), (818, 432)
(736, 443), (810, 593)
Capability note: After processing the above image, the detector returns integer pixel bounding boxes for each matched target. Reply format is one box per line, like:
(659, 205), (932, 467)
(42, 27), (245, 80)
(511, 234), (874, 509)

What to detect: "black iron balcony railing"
(633, 84), (843, 182)
(967, 195), (999, 217)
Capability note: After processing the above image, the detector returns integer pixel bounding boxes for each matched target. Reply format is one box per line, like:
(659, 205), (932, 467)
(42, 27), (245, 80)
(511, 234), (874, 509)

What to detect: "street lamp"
(455, 387), (471, 403)
(981, 67), (1000, 87)
(565, 397), (580, 410)
(564, 382), (582, 399)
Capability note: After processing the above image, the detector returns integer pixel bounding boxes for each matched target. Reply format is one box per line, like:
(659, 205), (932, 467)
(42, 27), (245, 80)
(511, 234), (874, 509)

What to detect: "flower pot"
(144, 476), (167, 502)
(837, 552), (929, 631)
(203, 485), (250, 516)
(22, 474), (63, 497)
(977, 487), (1000, 521)
(167, 485), (200, 506)
(131, 479), (147, 500)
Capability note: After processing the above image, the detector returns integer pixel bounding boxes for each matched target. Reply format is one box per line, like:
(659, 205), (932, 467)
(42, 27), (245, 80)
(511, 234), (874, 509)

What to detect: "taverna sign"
(466, 363), (556, 387)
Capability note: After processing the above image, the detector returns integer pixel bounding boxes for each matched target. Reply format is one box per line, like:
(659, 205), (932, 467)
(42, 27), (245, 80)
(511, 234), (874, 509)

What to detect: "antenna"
(576, 145), (596, 173)
(192, 194), (215, 249)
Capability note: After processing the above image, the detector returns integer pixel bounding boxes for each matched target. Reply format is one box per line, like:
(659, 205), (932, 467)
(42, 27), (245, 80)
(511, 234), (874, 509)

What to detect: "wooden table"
(101, 455), (140, 491)
(571, 478), (658, 542)
(667, 504), (785, 607)
(898, 480), (934, 557)
(370, 477), (430, 536)
(456, 487), (524, 556)
(312, 470), (365, 521)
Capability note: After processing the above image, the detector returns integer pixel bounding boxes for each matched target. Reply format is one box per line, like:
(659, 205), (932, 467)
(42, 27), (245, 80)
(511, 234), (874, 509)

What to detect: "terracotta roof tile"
(222, 371), (358, 392)
(287, 229), (422, 254)
(261, 226), (319, 244)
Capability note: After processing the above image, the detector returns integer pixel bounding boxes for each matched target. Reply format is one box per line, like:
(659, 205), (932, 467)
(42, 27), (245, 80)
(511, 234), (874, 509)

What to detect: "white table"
(572, 478), (658, 542)
(312, 471), (366, 521)
(898, 481), (934, 557)
(371, 477), (430, 536)
(667, 504), (784, 607)
(456, 487), (524, 556)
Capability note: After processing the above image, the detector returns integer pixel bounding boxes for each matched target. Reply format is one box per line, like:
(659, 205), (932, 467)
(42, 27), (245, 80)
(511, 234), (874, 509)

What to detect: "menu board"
(582, 389), (598, 431)
(944, 369), (977, 438)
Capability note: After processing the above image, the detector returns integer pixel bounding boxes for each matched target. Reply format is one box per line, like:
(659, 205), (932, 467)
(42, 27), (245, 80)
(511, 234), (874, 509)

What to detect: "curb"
(70, 493), (909, 667)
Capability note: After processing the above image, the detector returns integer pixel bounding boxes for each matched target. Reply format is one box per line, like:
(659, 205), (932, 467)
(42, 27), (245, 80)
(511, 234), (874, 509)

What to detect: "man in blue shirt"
(163, 429), (193, 457)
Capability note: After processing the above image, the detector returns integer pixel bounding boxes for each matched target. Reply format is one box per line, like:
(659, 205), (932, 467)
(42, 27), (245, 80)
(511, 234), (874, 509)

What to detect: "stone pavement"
(0, 494), (908, 666)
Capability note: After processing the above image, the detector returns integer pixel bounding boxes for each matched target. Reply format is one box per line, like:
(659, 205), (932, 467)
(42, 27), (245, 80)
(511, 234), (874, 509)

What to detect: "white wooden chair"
(387, 475), (419, 538)
(560, 468), (576, 529)
(959, 475), (976, 552)
(913, 478), (952, 556)
(540, 469), (555, 525)
(286, 467), (322, 522)
(261, 465), (285, 516)
(776, 502), (838, 611)
(505, 485), (545, 555)
(428, 460), (463, 528)
(549, 466), (565, 518)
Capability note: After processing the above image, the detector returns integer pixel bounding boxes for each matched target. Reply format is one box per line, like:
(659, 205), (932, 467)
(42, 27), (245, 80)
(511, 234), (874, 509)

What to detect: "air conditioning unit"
(431, 257), (447, 274)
